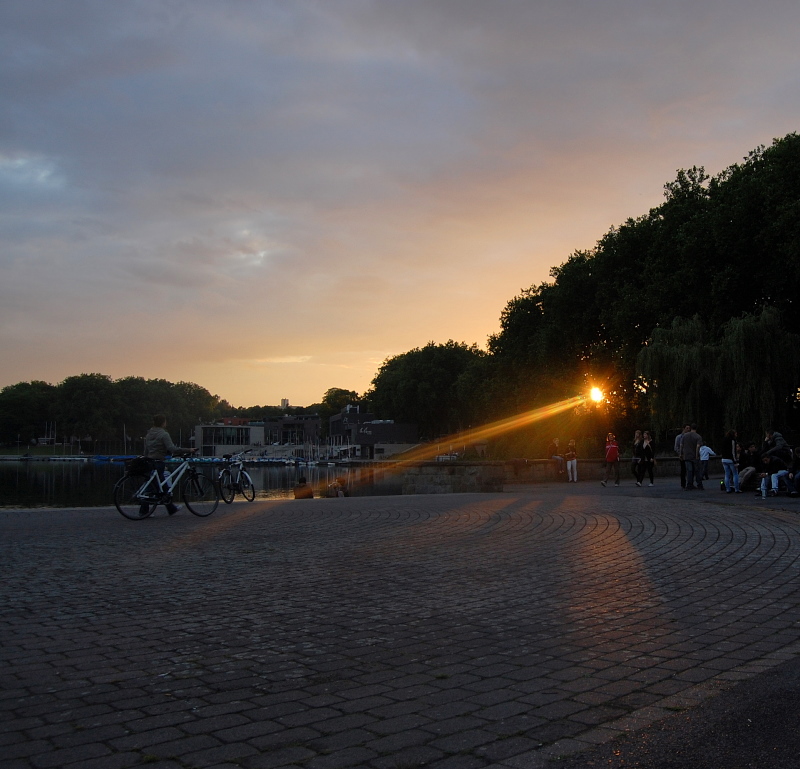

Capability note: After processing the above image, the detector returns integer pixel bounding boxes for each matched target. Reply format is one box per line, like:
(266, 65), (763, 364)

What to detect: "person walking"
(565, 439), (578, 482)
(142, 414), (196, 515)
(600, 433), (620, 487)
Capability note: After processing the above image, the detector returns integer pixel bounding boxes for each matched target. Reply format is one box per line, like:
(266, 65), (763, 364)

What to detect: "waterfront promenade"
(3, 483), (800, 769)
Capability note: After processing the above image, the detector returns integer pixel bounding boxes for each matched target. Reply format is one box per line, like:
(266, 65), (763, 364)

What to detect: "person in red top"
(601, 432), (620, 487)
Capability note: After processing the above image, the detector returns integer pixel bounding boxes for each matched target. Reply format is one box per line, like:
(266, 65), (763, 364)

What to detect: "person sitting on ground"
(143, 414), (196, 515)
(294, 475), (313, 499)
(738, 442), (760, 490)
(785, 447), (800, 498)
(758, 453), (791, 497)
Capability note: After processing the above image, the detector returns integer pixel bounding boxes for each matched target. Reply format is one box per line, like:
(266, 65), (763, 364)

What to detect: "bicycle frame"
(138, 457), (195, 499)
(217, 451), (256, 502)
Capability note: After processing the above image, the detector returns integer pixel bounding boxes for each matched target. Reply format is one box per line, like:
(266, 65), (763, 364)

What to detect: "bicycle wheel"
(240, 471), (256, 501)
(114, 474), (158, 520)
(218, 468), (235, 504)
(182, 472), (219, 516)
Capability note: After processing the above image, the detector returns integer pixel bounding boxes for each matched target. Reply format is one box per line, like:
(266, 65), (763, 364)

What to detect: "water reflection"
(0, 461), (402, 509)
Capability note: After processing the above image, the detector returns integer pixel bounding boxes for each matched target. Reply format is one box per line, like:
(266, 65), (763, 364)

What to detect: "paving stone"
(241, 745), (316, 768)
(182, 741), (260, 766)
(304, 746), (379, 769)
(305, 728), (376, 752)
(5, 490), (800, 769)
(368, 744), (446, 769)
(28, 742), (112, 768)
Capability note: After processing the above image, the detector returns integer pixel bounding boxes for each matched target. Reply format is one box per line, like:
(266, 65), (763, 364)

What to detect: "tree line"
(0, 374), (357, 453)
(3, 134), (800, 456)
(364, 133), (800, 455)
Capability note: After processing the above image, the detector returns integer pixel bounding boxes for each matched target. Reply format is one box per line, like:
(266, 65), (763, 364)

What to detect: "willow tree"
(636, 316), (718, 436)
(637, 308), (800, 442)
(715, 308), (800, 438)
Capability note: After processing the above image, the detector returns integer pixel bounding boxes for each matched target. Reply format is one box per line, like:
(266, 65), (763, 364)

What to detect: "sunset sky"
(3, 0), (800, 407)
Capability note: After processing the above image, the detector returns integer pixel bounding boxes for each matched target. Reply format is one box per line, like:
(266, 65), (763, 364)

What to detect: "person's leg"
(680, 459), (687, 488)
(157, 460), (180, 514)
(732, 465), (741, 492)
(772, 470), (790, 493)
(723, 460), (733, 492)
(647, 462), (654, 485)
(685, 460), (695, 488)
(613, 461), (620, 485)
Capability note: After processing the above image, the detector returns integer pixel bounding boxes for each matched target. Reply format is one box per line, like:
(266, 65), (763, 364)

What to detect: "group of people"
(549, 427), (800, 494)
(547, 437), (579, 482)
(674, 424), (799, 496)
(599, 431), (656, 487)
(673, 424), (717, 491)
(723, 429), (800, 497)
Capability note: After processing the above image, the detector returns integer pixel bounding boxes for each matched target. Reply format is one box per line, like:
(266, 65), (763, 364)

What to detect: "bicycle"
(216, 451), (256, 504)
(114, 455), (219, 519)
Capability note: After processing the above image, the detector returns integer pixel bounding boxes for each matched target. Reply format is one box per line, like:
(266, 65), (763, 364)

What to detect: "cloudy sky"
(2, 0), (799, 407)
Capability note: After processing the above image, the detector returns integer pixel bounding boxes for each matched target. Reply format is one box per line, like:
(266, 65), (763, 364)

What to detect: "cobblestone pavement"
(3, 485), (800, 769)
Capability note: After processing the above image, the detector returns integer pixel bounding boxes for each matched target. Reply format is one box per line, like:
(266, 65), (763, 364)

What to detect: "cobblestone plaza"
(3, 486), (800, 769)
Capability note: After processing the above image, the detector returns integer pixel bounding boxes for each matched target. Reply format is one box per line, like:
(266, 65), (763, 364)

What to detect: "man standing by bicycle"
(143, 414), (196, 515)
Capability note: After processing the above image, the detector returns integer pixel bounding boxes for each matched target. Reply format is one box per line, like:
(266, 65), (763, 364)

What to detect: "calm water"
(0, 460), (402, 509)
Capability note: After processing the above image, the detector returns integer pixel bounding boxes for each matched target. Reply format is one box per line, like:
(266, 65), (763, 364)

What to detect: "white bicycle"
(216, 451), (256, 504)
(114, 455), (219, 519)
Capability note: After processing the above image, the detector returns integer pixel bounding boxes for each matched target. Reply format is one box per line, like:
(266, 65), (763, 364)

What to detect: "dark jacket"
(761, 455), (788, 474)
(720, 436), (737, 462)
(763, 432), (791, 462)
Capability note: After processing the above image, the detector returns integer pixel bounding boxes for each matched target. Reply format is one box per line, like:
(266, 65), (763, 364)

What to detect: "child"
(699, 443), (716, 481)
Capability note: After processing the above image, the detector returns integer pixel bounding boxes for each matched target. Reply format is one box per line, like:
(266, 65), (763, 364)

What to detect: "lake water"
(0, 460), (402, 509)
